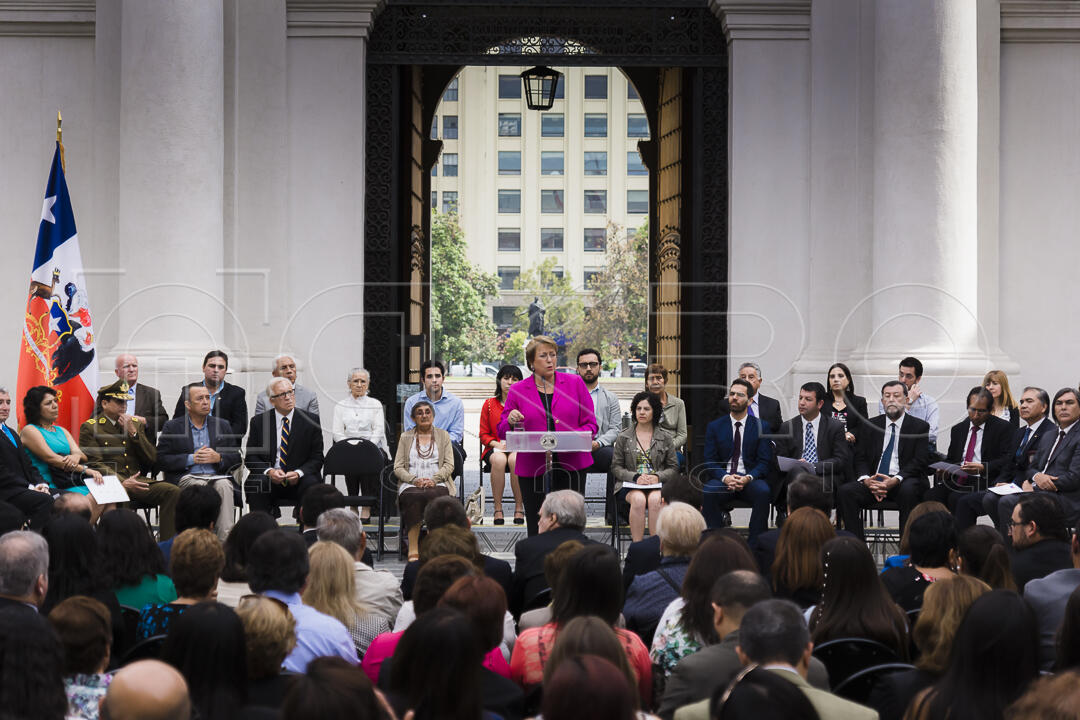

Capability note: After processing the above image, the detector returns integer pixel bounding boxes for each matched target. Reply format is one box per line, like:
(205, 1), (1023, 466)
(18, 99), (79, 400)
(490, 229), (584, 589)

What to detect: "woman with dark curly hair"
(0, 605), (68, 720)
(612, 391), (680, 542)
(97, 508), (177, 609)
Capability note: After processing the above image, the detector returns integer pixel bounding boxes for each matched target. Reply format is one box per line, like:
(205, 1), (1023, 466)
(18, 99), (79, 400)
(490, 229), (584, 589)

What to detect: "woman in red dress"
(480, 364), (524, 524)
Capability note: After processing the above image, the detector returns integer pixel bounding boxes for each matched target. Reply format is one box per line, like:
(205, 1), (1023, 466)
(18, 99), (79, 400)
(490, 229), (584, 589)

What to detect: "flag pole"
(57, 110), (65, 172)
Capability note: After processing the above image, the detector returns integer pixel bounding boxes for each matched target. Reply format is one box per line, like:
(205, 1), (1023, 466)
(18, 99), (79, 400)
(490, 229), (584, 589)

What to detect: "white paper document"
(620, 481), (663, 490)
(83, 474), (130, 504)
(777, 456), (814, 473)
(988, 483), (1024, 496)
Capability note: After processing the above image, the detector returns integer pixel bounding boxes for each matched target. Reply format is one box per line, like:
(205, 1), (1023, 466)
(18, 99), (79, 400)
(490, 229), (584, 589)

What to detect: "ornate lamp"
(520, 66), (562, 110)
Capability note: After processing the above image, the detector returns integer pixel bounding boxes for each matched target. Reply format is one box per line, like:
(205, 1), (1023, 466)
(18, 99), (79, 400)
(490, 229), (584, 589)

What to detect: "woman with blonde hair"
(771, 507), (835, 608)
(237, 594), (297, 710)
(303, 541), (390, 658)
(983, 370), (1019, 428)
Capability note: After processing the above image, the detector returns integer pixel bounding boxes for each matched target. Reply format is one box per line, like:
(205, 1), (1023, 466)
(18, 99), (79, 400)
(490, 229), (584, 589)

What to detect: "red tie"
(964, 425), (979, 463)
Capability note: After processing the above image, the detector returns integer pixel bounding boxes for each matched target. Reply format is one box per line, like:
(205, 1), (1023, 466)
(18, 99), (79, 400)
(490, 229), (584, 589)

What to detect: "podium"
(506, 430), (593, 493)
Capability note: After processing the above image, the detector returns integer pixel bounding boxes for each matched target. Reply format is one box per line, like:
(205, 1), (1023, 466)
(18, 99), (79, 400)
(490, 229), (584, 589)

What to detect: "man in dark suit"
(771, 382), (852, 507)
(0, 530), (49, 613)
(717, 362), (783, 435)
(837, 380), (931, 539)
(172, 349), (248, 439)
(1010, 493), (1073, 593)
(925, 387), (1012, 513)
(0, 388), (53, 529)
(703, 379), (774, 541)
(245, 377), (324, 518)
(157, 383), (243, 540)
(110, 354), (170, 440)
(510, 489), (596, 618)
(623, 475), (702, 589)
(1024, 530), (1080, 670)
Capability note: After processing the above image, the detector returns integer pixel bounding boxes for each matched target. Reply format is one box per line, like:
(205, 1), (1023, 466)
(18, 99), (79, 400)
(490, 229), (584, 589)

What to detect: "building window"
(584, 114), (607, 137)
(442, 191), (458, 214)
(493, 306), (516, 327)
(540, 228), (564, 251)
(498, 228), (521, 251)
(541, 151), (564, 176)
(627, 151), (647, 176)
(628, 83), (639, 100)
(627, 189), (649, 214)
(443, 115), (458, 139)
(431, 191), (437, 208)
(431, 163), (437, 177)
(498, 151), (521, 175)
(497, 266), (520, 290)
(541, 189), (564, 214)
(554, 75), (565, 99)
(627, 114), (649, 138)
(443, 78), (458, 102)
(584, 228), (606, 252)
(584, 151), (607, 176)
(547, 267), (565, 286)
(499, 113), (521, 137)
(498, 190), (521, 214)
(430, 116), (438, 139)
(584, 74), (608, 99)
(442, 153), (458, 177)
(498, 74), (521, 99)
(583, 190), (607, 214)
(542, 114), (564, 137)
(584, 267), (602, 286)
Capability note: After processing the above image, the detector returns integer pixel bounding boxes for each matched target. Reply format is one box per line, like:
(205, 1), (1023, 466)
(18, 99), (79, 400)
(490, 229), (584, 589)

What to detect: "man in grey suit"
(1024, 530), (1080, 670)
(659, 571), (829, 720)
(254, 355), (320, 419)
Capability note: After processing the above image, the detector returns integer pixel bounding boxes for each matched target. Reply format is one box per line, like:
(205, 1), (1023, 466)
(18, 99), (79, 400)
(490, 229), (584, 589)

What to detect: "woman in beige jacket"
(393, 400), (455, 560)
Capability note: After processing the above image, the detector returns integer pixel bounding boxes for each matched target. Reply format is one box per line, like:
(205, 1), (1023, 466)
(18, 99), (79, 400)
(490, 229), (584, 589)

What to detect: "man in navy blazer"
(703, 379), (774, 541)
(0, 388), (53, 529)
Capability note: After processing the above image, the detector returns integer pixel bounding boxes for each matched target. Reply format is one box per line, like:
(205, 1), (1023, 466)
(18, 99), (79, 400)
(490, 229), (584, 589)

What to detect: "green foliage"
(497, 330), (529, 368)
(512, 257), (585, 349)
(430, 210), (500, 365)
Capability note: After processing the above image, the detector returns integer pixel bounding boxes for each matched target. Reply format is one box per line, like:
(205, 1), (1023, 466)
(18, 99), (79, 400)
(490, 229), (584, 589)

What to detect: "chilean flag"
(17, 142), (98, 431)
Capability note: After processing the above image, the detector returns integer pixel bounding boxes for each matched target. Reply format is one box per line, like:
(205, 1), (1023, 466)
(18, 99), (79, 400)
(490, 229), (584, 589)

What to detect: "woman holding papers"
(611, 391), (679, 542)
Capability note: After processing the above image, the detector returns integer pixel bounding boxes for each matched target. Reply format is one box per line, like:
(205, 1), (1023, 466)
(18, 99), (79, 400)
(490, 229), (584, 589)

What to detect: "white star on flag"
(41, 196), (56, 224)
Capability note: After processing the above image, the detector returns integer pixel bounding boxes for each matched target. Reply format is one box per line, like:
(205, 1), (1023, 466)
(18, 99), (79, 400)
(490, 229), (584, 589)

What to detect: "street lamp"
(520, 66), (561, 110)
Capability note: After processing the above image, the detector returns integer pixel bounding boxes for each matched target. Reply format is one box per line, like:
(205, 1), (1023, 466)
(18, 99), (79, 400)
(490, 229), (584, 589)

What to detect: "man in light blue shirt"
(403, 359), (466, 481)
(879, 355), (940, 450)
(247, 529), (357, 671)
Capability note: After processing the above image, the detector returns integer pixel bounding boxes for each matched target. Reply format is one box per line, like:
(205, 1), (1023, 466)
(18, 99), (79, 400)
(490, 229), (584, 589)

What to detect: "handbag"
(464, 485), (484, 525)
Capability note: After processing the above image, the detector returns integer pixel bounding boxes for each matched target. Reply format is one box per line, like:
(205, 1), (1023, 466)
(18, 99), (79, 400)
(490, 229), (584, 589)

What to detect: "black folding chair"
(833, 662), (917, 705)
(812, 637), (901, 690)
(323, 438), (388, 561)
(120, 634), (167, 666)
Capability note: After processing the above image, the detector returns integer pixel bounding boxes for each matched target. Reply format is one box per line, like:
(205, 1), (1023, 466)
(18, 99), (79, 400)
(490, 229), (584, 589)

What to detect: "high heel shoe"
(513, 509), (525, 525)
(493, 509), (505, 525)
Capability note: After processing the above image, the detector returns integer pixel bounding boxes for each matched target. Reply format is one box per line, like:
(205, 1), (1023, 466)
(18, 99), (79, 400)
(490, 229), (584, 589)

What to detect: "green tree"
(513, 257), (585, 358)
(497, 329), (529, 368)
(430, 210), (500, 366)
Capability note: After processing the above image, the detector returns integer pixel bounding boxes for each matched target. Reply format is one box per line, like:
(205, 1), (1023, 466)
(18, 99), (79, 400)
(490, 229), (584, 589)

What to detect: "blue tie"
(804, 422), (818, 464)
(0, 426), (15, 447)
(1015, 427), (1032, 461)
(877, 423), (897, 476)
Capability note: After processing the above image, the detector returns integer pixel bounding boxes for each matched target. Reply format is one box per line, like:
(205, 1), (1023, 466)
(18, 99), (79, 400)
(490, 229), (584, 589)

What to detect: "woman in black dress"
(826, 362), (869, 446)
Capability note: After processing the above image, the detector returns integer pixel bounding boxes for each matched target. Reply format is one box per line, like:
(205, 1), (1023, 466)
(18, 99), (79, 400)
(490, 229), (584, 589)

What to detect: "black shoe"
(720, 510), (732, 528)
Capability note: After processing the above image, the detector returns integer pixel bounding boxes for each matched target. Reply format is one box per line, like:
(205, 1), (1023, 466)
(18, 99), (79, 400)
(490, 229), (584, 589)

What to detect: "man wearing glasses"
(245, 377), (325, 517)
(577, 348), (622, 520)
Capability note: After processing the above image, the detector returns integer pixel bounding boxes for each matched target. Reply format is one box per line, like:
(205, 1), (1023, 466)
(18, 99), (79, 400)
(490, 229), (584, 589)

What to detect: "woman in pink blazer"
(498, 335), (598, 536)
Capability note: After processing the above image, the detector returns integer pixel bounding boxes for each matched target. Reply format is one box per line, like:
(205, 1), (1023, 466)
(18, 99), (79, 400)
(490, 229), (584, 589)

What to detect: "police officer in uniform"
(79, 380), (180, 539)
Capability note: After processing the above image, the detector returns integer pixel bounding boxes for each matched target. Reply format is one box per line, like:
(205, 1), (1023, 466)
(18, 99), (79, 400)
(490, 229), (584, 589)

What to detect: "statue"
(527, 296), (546, 337)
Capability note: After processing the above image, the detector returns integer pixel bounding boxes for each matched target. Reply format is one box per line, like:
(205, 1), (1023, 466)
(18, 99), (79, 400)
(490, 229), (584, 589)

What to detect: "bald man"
(108, 354), (170, 440)
(101, 660), (190, 720)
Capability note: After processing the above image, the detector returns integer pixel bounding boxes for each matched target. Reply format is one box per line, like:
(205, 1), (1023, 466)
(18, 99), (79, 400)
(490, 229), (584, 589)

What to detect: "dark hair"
(413, 555), (477, 616)
(899, 501), (949, 555)
(826, 362), (857, 398)
(800, 382), (827, 406)
(913, 591), (1038, 720)
(41, 514), (104, 613)
(161, 602), (247, 720)
(418, 525), (483, 570)
(729, 378), (755, 400)
(576, 347), (602, 364)
(1021, 386), (1050, 412)
(423, 495), (469, 530)
(1017, 493), (1069, 542)
(299, 484), (344, 529)
(543, 540), (584, 594)
(710, 570), (772, 613)
(772, 507), (834, 599)
(203, 350), (228, 368)
(543, 617), (638, 703)
(494, 364), (523, 401)
(551, 544), (624, 626)
(97, 508), (166, 589)
(739, 599), (810, 666)
(958, 525), (1016, 591)
(661, 475), (702, 508)
(389, 606), (484, 720)
(712, 666), (820, 720)
(881, 379), (908, 396)
(907, 511), (957, 568)
(438, 575), (507, 652)
(281, 657), (381, 720)
(678, 533), (758, 644)
(1052, 387), (1080, 425)
(171, 529), (225, 598)
(1056, 584), (1080, 671)
(786, 472), (832, 514)
(247, 529), (309, 594)
(220, 511), (277, 583)
(810, 536), (908, 658)
(900, 356), (924, 378)
(175, 484), (222, 532)
(543, 654), (636, 720)
(630, 391), (662, 427)
(967, 386), (995, 409)
(22, 385), (57, 426)
(51, 492), (92, 522)
(420, 359), (446, 377)
(0, 606), (67, 720)
(410, 399), (435, 420)
(48, 596), (112, 675)
(646, 363), (668, 382)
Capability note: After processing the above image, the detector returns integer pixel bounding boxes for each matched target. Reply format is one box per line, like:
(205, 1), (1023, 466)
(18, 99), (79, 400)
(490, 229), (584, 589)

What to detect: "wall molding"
(286, 0), (384, 38)
(0, 1), (94, 37)
(1002, 0), (1080, 43)
(710, 0), (810, 42)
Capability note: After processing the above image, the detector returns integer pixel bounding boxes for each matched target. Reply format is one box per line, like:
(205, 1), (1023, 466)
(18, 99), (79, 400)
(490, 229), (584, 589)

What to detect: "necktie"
(0, 425), (15, 446)
(877, 423), (897, 476)
(1044, 429), (1066, 473)
(804, 422), (818, 463)
(964, 425), (979, 463)
(278, 416), (290, 468)
(748, 403), (756, 418)
(1015, 427), (1032, 461)
(730, 421), (742, 475)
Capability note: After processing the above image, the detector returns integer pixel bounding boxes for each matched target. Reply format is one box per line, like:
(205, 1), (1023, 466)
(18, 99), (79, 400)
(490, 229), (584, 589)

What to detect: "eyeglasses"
(270, 389), (295, 400)
(1009, 518), (1028, 528)
(577, 361), (599, 369)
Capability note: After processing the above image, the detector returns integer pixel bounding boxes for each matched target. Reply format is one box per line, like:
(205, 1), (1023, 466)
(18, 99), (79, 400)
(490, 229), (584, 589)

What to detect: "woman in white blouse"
(332, 367), (390, 518)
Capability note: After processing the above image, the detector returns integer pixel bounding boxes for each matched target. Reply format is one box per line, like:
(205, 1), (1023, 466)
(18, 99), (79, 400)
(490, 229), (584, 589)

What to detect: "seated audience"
(331, 367), (389, 521)
(317, 507), (403, 623)
(880, 511), (957, 612)
(612, 391), (680, 542)
(171, 350), (248, 438)
(882, 357), (940, 449)
(543, 655), (641, 720)
(216, 511), (278, 608)
(926, 387), (1011, 513)
(809, 536), (909, 659)
(304, 541), (390, 658)
(52, 490), (93, 521)
(98, 508), (177, 609)
(1005, 671), (1080, 720)
(1056, 585), (1080, 672)
(1024, 529), (1080, 670)
(254, 355), (320, 418)
(393, 526), (491, 631)
(772, 382), (853, 507)
(0, 501), (27, 534)
(297, 483), (345, 546)
(237, 594), (297, 710)
(518, 539), (583, 632)
(957, 525), (1016, 590)
(624, 476), (702, 589)
(881, 500), (949, 571)
(544, 616), (645, 718)
(247, 528), (358, 671)
(750, 472), (850, 576)
(138, 528), (224, 639)
(159, 484), (222, 568)
(0, 386), (54, 530)
(1009, 493), (1073, 592)
(393, 399), (455, 561)
(403, 359), (468, 489)
(825, 362), (869, 448)
(984, 370), (1020, 428)
(647, 363), (688, 459)
(99, 659), (191, 720)
(650, 533), (758, 680)
(0, 605), (67, 720)
(479, 364), (524, 524)
(905, 591), (1038, 720)
(623, 502), (705, 643)
(575, 348), (620, 523)
(0, 529), (49, 612)
(48, 596), (115, 720)
(771, 507), (834, 608)
(281, 656), (382, 720)
(160, 602), (248, 720)
(705, 666), (819, 720)
(867, 575), (991, 720)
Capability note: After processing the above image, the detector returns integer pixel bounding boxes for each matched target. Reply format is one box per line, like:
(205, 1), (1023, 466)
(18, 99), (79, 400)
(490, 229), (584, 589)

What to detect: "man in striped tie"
(244, 377), (324, 518)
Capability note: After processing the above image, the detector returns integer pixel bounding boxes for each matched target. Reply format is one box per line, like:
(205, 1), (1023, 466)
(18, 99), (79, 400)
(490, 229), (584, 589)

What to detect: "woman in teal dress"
(20, 385), (107, 523)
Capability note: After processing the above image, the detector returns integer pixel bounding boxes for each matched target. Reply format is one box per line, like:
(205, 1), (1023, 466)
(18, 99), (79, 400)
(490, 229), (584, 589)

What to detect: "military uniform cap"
(98, 379), (134, 401)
